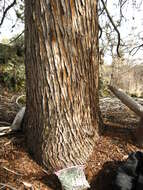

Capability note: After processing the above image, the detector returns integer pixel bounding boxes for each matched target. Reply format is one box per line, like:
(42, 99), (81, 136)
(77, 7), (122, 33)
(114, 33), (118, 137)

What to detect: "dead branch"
(98, 24), (102, 39)
(129, 43), (143, 56)
(0, 96), (20, 124)
(15, 94), (25, 107)
(3, 166), (23, 176)
(108, 85), (143, 118)
(0, 183), (17, 190)
(0, 121), (11, 126)
(0, 0), (17, 26)
(100, 0), (121, 57)
(9, 30), (24, 44)
(100, 97), (140, 130)
(0, 106), (25, 136)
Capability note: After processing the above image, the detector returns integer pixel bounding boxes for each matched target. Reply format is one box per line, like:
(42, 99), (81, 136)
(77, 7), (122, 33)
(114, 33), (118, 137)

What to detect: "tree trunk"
(24, 0), (100, 171)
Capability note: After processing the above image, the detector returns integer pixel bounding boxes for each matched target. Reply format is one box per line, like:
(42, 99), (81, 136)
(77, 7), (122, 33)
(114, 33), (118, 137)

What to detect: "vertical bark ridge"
(24, 0), (100, 171)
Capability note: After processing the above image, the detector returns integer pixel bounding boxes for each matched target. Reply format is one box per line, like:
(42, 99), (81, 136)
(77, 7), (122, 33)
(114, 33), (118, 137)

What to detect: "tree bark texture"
(24, 0), (100, 171)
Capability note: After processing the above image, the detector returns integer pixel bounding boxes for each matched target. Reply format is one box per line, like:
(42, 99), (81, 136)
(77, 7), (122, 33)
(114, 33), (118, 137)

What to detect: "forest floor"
(0, 95), (143, 190)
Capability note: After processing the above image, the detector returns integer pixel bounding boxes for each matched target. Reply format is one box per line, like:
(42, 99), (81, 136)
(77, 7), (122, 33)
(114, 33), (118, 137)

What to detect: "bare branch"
(118, 0), (128, 22)
(100, 0), (121, 57)
(98, 24), (102, 39)
(98, 0), (107, 16)
(129, 43), (143, 56)
(0, 0), (17, 27)
(9, 30), (24, 44)
(119, 0), (128, 11)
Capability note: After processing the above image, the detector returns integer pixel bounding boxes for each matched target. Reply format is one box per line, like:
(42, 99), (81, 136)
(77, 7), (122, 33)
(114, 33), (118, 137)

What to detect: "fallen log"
(108, 85), (143, 118)
(0, 106), (25, 136)
(0, 100), (19, 124)
(108, 85), (143, 147)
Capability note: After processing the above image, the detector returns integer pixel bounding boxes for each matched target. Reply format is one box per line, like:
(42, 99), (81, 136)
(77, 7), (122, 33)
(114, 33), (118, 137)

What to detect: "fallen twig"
(42, 168), (50, 175)
(0, 183), (17, 190)
(22, 181), (33, 189)
(0, 126), (11, 136)
(0, 126), (11, 131)
(0, 121), (11, 126)
(4, 139), (13, 146)
(3, 166), (23, 176)
(16, 95), (26, 107)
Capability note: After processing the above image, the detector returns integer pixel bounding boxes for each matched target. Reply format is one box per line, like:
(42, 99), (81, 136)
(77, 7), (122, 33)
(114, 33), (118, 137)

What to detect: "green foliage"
(0, 43), (12, 64)
(99, 66), (111, 97)
(0, 35), (25, 92)
(99, 76), (110, 97)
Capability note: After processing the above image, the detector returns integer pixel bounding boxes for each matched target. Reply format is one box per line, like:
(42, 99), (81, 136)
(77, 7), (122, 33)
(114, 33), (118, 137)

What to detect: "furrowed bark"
(24, 0), (100, 171)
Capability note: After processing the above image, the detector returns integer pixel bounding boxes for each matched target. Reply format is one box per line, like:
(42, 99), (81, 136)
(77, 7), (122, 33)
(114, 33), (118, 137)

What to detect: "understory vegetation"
(0, 35), (25, 92)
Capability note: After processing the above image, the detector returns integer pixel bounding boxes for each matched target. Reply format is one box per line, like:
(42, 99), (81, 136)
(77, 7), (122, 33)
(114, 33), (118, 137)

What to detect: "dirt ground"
(0, 96), (143, 190)
(0, 131), (142, 190)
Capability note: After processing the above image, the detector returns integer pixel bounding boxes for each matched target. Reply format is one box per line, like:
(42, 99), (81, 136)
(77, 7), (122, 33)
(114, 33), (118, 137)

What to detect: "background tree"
(98, 0), (143, 64)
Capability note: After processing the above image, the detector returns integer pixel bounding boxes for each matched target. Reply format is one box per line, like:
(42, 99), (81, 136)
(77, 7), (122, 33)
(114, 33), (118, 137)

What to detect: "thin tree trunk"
(24, 0), (100, 171)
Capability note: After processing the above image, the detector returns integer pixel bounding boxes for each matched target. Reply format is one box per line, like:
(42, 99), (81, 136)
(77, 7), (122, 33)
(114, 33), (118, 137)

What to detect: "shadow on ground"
(103, 124), (138, 146)
(40, 174), (62, 190)
(89, 160), (122, 190)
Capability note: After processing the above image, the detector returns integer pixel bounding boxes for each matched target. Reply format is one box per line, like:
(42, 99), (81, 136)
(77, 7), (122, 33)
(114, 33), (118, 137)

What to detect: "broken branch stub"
(108, 85), (143, 118)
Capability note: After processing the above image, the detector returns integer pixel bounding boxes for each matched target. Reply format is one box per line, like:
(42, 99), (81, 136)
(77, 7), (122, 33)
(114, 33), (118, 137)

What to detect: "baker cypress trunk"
(24, 0), (100, 171)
